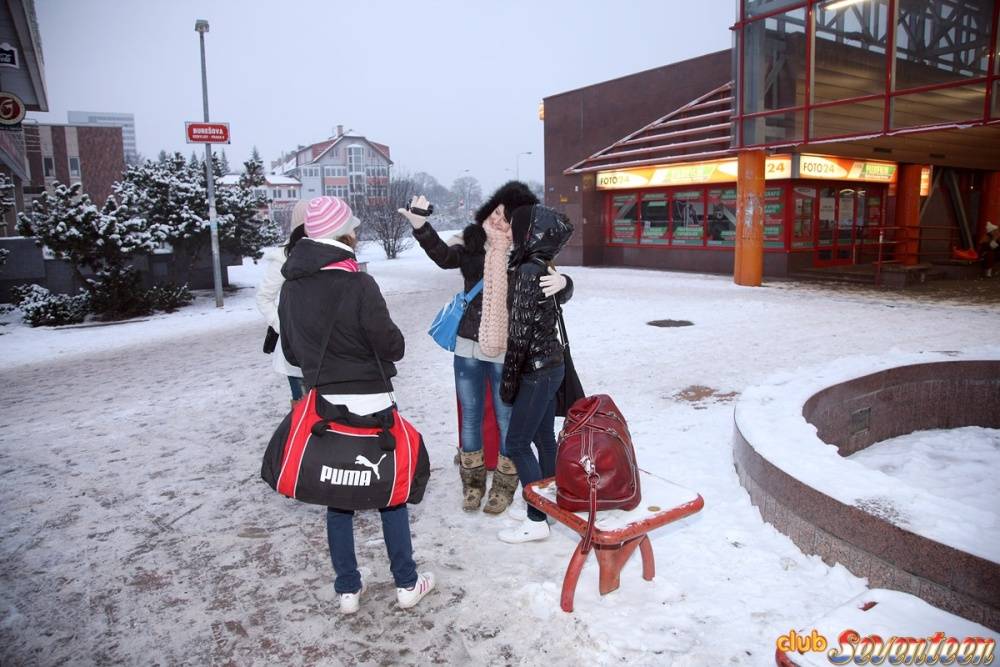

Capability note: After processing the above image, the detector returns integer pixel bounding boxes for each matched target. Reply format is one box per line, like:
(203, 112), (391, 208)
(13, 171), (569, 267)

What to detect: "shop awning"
(564, 82), (735, 176)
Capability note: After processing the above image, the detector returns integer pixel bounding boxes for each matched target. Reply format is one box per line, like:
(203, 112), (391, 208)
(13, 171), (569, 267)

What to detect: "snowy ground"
(1, 241), (999, 666)
(850, 427), (1000, 516)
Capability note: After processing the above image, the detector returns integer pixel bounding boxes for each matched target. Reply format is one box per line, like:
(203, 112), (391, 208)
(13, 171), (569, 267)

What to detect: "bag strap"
(553, 296), (569, 349)
(465, 278), (484, 302)
(309, 292), (349, 391)
(581, 428), (599, 554)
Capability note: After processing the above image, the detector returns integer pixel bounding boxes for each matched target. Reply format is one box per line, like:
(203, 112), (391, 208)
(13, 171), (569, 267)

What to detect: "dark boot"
(459, 450), (486, 512)
(483, 455), (518, 515)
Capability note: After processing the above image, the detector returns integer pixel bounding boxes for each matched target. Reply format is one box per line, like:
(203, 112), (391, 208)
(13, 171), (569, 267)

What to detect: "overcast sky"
(33, 0), (734, 192)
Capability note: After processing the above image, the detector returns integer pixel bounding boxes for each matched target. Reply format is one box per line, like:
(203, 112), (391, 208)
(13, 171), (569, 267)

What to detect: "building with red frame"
(544, 0), (1000, 283)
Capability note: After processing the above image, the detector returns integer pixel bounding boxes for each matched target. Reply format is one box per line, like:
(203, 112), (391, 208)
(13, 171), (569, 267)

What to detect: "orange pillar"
(895, 163), (922, 266)
(734, 149), (765, 286)
(978, 171), (1000, 240)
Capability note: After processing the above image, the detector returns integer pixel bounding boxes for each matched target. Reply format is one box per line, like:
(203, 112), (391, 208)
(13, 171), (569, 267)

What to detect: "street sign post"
(185, 121), (230, 144)
(193, 18), (224, 308)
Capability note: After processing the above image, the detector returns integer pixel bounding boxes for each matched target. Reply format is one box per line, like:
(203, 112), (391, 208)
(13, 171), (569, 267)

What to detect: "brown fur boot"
(459, 450), (486, 511)
(483, 455), (518, 515)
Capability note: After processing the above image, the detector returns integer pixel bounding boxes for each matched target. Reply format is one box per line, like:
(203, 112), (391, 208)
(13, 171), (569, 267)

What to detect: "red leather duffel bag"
(555, 394), (641, 552)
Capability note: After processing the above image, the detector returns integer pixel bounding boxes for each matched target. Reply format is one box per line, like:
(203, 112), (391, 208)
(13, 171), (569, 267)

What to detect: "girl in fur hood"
(399, 182), (571, 515)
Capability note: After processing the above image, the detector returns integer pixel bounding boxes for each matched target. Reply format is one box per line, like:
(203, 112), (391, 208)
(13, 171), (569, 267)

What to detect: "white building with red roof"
(273, 125), (392, 207)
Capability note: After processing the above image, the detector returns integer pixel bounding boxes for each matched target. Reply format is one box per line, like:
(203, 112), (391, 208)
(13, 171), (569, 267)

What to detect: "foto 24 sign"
(185, 122), (230, 144)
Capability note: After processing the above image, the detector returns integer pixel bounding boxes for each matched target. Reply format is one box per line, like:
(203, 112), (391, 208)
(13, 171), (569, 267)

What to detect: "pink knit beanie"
(304, 196), (360, 240)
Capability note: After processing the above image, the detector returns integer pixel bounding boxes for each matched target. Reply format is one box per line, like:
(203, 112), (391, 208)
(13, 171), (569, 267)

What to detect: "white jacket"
(255, 246), (303, 378)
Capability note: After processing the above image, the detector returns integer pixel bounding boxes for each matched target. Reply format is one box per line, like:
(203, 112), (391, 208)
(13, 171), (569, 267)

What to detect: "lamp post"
(461, 168), (471, 219)
(515, 151), (532, 181)
(195, 19), (223, 308)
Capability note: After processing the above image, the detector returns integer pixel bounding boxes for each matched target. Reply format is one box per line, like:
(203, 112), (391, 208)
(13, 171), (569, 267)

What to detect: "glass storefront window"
(742, 8), (807, 115)
(894, 0), (992, 92)
(792, 186), (815, 248)
(639, 193), (670, 245)
(610, 194), (637, 243)
(764, 186), (785, 248)
(817, 187), (837, 261)
(707, 188), (737, 246)
(891, 84), (988, 129)
(837, 188), (856, 259)
(813, 0), (889, 104)
(671, 190), (705, 246)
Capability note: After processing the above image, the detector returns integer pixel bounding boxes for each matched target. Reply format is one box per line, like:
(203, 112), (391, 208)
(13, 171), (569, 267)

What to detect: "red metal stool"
(523, 471), (704, 612)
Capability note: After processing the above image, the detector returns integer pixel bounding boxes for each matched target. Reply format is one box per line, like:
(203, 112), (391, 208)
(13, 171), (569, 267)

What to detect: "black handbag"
(553, 298), (585, 417)
(262, 326), (279, 354)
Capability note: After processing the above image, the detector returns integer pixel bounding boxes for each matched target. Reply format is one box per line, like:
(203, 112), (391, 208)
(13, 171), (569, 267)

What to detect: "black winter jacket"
(412, 222), (488, 342)
(279, 239), (403, 394)
(500, 206), (575, 404)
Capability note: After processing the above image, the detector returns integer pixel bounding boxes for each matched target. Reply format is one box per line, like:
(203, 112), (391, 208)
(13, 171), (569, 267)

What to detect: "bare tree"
(354, 174), (416, 259)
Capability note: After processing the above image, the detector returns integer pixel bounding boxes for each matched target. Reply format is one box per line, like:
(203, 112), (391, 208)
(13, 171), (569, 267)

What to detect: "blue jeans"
(326, 505), (417, 593)
(287, 376), (304, 400)
(454, 355), (512, 455)
(504, 364), (564, 522)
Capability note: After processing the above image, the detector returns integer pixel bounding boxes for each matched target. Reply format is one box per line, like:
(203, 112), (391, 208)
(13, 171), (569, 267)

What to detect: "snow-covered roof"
(265, 175), (300, 186)
(217, 174), (300, 187)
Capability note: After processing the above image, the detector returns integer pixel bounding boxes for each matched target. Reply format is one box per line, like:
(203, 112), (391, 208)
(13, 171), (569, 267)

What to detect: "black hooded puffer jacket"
(500, 205), (575, 404)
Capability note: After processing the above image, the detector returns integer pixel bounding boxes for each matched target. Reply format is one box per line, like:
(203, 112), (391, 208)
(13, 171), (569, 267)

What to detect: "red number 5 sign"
(0, 93), (25, 125)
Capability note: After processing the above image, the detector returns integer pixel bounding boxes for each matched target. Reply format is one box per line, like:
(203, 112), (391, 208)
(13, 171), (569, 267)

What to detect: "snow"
(1, 240), (999, 665)
(788, 589), (999, 667)
(735, 349), (1000, 564)
(849, 427), (1000, 516)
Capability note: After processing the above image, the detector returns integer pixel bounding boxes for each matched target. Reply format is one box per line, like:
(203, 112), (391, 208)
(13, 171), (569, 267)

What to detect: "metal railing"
(854, 224), (965, 285)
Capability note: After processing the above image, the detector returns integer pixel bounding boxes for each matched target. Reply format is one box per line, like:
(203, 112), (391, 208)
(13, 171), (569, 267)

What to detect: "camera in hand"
(406, 202), (434, 217)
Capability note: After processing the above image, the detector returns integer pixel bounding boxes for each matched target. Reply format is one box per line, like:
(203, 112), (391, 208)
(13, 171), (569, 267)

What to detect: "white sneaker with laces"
(497, 517), (550, 544)
(396, 572), (435, 609)
(339, 581), (365, 614)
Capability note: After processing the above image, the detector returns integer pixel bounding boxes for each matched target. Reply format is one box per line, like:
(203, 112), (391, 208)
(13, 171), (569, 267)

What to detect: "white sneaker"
(506, 497), (527, 520)
(497, 517), (550, 544)
(339, 581), (365, 614)
(396, 572), (435, 609)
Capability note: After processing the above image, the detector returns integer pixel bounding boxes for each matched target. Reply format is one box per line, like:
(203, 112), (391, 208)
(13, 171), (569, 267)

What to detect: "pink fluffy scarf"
(478, 218), (512, 357)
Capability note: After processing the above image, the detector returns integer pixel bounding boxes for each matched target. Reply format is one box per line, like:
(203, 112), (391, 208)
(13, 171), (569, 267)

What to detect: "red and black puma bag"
(555, 394), (641, 551)
(261, 390), (430, 509)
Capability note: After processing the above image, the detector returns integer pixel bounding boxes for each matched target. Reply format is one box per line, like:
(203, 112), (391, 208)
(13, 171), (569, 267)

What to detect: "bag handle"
(465, 278), (484, 302)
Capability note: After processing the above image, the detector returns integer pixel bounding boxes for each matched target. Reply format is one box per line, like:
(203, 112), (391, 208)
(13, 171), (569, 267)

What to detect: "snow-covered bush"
(87, 267), (152, 320)
(0, 247), (9, 267)
(11, 284), (90, 327)
(147, 283), (193, 313)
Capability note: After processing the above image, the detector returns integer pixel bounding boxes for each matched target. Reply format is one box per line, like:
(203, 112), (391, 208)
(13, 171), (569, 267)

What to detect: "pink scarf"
(321, 258), (360, 272)
(478, 218), (512, 357)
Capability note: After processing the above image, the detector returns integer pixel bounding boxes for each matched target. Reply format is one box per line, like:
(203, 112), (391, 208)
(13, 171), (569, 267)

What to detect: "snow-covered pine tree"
(16, 182), (161, 318)
(219, 149), (231, 175)
(239, 147), (265, 189)
(220, 154), (280, 261)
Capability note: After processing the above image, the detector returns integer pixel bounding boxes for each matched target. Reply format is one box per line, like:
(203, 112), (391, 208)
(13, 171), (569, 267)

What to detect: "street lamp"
(461, 168), (471, 219)
(195, 18), (223, 308)
(515, 151), (532, 180)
